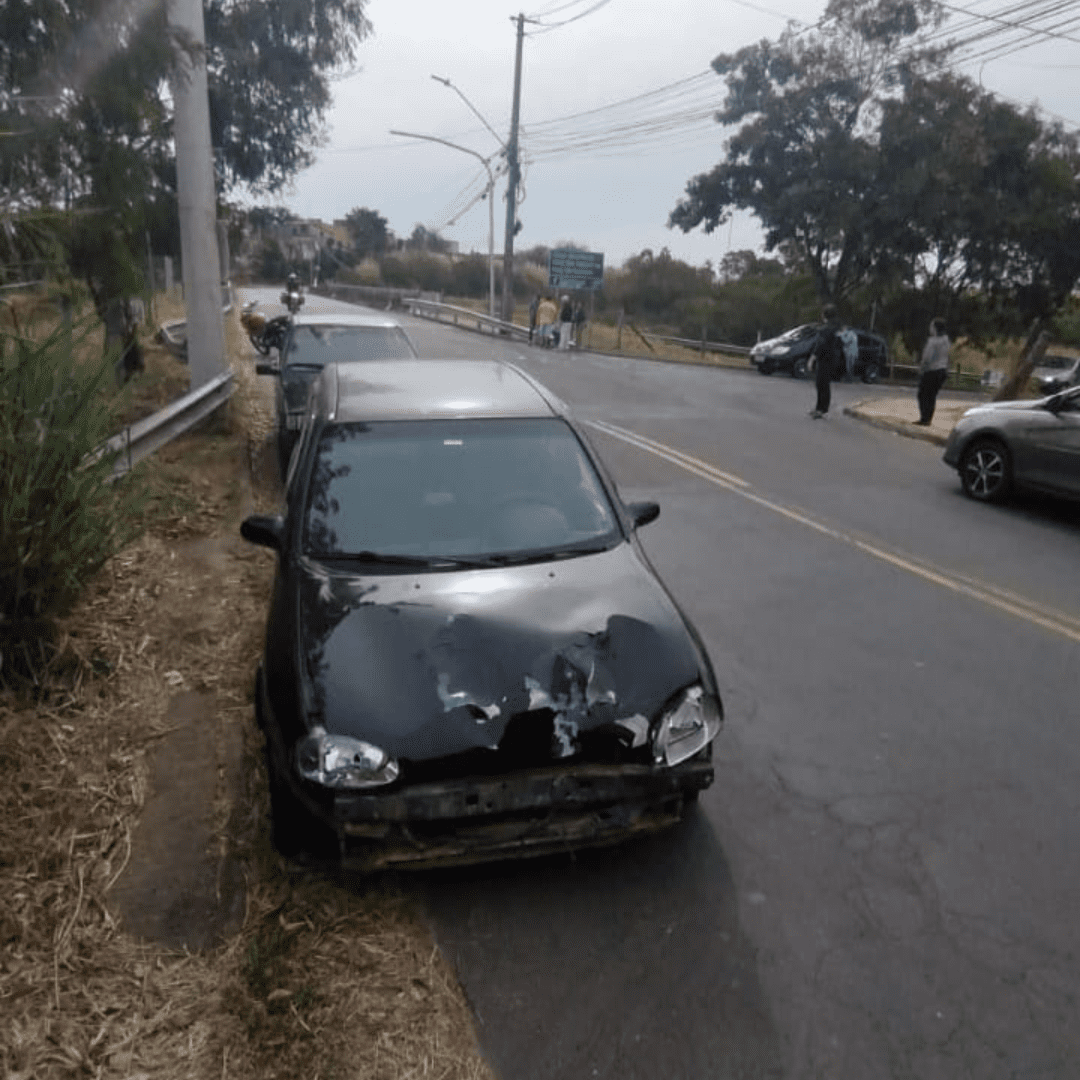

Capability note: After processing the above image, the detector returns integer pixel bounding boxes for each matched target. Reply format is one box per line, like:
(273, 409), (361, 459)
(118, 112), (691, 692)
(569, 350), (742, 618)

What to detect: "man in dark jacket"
(810, 305), (844, 418)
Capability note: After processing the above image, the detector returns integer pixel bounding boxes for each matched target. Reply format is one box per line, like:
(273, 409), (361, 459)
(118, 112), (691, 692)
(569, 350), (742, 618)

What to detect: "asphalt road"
(244, 290), (1080, 1079)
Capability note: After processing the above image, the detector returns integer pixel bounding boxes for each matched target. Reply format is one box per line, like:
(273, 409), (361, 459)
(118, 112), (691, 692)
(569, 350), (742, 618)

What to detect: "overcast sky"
(274, 0), (1080, 271)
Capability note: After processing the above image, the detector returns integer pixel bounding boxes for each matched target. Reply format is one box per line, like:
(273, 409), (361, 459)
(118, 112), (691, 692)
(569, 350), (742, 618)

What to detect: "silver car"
(255, 312), (418, 471)
(942, 385), (1080, 502)
(1032, 354), (1080, 395)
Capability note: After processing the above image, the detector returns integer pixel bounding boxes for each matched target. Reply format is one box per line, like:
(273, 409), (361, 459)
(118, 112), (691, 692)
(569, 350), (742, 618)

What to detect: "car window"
(303, 418), (622, 562)
(1038, 355), (1073, 370)
(776, 324), (818, 343)
(284, 326), (416, 368)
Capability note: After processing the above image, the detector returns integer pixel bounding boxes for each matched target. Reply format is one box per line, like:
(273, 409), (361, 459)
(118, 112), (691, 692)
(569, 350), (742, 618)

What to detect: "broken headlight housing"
(652, 686), (721, 767)
(295, 732), (400, 789)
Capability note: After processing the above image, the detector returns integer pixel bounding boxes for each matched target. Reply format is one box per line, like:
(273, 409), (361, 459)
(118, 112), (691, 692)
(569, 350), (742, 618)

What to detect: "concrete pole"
(487, 174), (495, 319)
(501, 13), (525, 323)
(167, 0), (225, 388)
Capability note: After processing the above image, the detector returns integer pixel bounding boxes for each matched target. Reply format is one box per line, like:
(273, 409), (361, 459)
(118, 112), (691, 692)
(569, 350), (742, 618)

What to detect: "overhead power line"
(526, 0), (613, 34)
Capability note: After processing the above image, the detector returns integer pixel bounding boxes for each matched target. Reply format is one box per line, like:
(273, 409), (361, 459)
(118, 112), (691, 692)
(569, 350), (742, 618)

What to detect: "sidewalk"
(843, 394), (976, 445)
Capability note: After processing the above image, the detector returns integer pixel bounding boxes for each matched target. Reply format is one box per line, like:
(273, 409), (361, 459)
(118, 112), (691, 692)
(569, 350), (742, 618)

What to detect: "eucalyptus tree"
(669, 0), (949, 303)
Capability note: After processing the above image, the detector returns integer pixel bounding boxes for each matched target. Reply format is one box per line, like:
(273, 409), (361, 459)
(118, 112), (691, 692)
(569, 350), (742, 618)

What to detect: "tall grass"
(0, 319), (145, 653)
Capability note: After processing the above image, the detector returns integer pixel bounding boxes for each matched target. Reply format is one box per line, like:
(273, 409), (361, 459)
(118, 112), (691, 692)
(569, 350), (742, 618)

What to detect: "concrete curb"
(843, 401), (951, 446)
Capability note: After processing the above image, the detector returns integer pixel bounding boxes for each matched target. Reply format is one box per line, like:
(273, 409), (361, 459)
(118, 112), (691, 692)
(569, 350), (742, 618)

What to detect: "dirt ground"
(0, 314), (494, 1080)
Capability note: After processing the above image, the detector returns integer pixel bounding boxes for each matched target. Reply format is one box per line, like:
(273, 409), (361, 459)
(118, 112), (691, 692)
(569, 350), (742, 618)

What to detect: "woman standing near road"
(916, 318), (950, 426)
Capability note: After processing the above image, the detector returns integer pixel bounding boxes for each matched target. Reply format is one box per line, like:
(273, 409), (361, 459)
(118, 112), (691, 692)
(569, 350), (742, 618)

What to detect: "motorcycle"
(240, 300), (290, 356)
(280, 289), (304, 315)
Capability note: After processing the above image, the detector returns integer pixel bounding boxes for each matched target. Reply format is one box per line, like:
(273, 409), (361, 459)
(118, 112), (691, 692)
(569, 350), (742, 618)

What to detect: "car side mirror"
(255, 358), (279, 376)
(241, 514), (285, 550)
(627, 501), (660, 529)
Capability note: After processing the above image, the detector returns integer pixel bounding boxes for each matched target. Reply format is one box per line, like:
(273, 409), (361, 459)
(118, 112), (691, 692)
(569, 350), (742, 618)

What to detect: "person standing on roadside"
(528, 294), (540, 344)
(558, 294), (573, 351)
(839, 325), (859, 382)
(916, 318), (950, 426)
(573, 300), (586, 349)
(809, 305), (844, 418)
(535, 295), (558, 347)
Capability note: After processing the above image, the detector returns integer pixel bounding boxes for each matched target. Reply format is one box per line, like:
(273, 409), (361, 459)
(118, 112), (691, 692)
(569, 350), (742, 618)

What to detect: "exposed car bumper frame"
(333, 759), (714, 871)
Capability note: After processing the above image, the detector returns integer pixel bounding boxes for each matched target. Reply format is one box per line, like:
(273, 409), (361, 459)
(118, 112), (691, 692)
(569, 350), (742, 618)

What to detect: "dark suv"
(750, 324), (888, 382)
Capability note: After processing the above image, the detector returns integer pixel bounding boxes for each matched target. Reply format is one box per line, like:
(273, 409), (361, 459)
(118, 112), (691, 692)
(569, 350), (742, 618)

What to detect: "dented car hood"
(295, 543), (707, 762)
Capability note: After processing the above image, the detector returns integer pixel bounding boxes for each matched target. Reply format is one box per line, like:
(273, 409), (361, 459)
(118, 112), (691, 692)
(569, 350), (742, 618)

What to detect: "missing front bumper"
(333, 759), (713, 872)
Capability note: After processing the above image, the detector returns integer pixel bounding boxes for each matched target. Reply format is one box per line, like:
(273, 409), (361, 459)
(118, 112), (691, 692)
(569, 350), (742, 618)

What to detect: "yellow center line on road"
(587, 419), (1080, 646)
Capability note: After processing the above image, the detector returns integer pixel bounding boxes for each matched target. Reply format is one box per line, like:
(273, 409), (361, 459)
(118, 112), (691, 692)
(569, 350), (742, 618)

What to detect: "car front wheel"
(861, 362), (880, 384)
(758, 359), (774, 375)
(266, 747), (337, 862)
(960, 438), (1011, 502)
(790, 356), (808, 379)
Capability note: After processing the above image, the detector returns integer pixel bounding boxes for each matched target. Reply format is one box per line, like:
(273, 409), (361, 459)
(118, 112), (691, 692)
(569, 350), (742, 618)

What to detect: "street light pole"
(389, 130), (497, 319)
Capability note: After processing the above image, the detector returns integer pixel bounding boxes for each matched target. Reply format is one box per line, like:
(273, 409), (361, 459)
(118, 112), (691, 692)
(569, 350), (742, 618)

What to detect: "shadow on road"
(416, 809), (784, 1080)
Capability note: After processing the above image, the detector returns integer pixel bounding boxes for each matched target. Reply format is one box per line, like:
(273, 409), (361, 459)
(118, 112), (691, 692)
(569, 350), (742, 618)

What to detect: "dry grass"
(0, 287), (191, 429)
(1, 309), (494, 1080)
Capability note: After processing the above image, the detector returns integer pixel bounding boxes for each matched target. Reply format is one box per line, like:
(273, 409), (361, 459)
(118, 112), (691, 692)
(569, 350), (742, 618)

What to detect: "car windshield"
(284, 325), (416, 369)
(303, 418), (623, 564)
(1036, 355), (1076, 370)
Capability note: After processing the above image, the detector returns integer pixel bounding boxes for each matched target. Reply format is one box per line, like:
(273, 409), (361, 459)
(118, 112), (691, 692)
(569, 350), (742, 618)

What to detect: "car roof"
(290, 312), (404, 329)
(314, 359), (563, 422)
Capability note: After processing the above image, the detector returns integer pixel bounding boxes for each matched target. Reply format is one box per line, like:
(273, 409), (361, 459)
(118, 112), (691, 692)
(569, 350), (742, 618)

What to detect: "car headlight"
(771, 345), (791, 356)
(295, 732), (400, 789)
(652, 686), (721, 767)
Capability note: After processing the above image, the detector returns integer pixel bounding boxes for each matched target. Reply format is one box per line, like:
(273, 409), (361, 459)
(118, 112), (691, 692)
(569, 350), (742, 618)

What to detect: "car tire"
(861, 362), (880, 384)
(758, 359), (774, 375)
(266, 747), (337, 862)
(790, 356), (808, 379)
(960, 438), (1012, 503)
(276, 429), (294, 481)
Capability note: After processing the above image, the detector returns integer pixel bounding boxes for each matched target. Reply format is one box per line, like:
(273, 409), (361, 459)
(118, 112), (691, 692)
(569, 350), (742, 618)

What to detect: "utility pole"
(167, 0), (226, 388)
(501, 13), (526, 324)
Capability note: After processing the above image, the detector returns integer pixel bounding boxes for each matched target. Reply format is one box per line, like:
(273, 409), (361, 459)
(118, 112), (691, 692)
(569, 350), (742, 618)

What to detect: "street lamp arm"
(389, 129), (494, 180)
(430, 75), (507, 151)
(388, 129), (499, 321)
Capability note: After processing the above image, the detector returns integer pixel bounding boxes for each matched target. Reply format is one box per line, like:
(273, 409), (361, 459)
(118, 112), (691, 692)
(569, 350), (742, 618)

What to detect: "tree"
(869, 73), (1080, 339)
(343, 207), (388, 258)
(1, 0), (372, 299)
(405, 224), (450, 253)
(605, 248), (713, 321)
(669, 0), (948, 302)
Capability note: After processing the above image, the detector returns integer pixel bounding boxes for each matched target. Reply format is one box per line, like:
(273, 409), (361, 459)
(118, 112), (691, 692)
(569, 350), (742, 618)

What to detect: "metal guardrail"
(642, 331), (752, 357)
(155, 283), (234, 361)
(405, 297), (532, 342)
(313, 283), (442, 309)
(98, 370), (235, 480)
(886, 363), (988, 392)
(406, 299), (756, 358)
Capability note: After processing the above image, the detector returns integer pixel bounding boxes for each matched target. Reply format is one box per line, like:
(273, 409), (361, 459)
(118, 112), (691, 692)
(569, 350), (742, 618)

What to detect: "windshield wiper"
(481, 541), (617, 567)
(312, 551), (493, 569)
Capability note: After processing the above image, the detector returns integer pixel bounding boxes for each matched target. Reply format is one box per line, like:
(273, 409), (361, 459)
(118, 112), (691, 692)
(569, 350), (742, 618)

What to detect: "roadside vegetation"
(0, 304), (493, 1080)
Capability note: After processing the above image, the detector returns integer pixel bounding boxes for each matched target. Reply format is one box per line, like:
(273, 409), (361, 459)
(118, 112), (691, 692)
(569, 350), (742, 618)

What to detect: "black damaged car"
(241, 358), (722, 870)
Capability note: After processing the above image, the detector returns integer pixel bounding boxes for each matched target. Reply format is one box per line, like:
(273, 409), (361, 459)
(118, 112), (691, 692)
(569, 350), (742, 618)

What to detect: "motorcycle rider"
(280, 272), (305, 315)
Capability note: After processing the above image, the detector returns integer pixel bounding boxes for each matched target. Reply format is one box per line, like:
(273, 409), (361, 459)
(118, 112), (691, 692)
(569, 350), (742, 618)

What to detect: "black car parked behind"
(750, 323), (888, 383)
